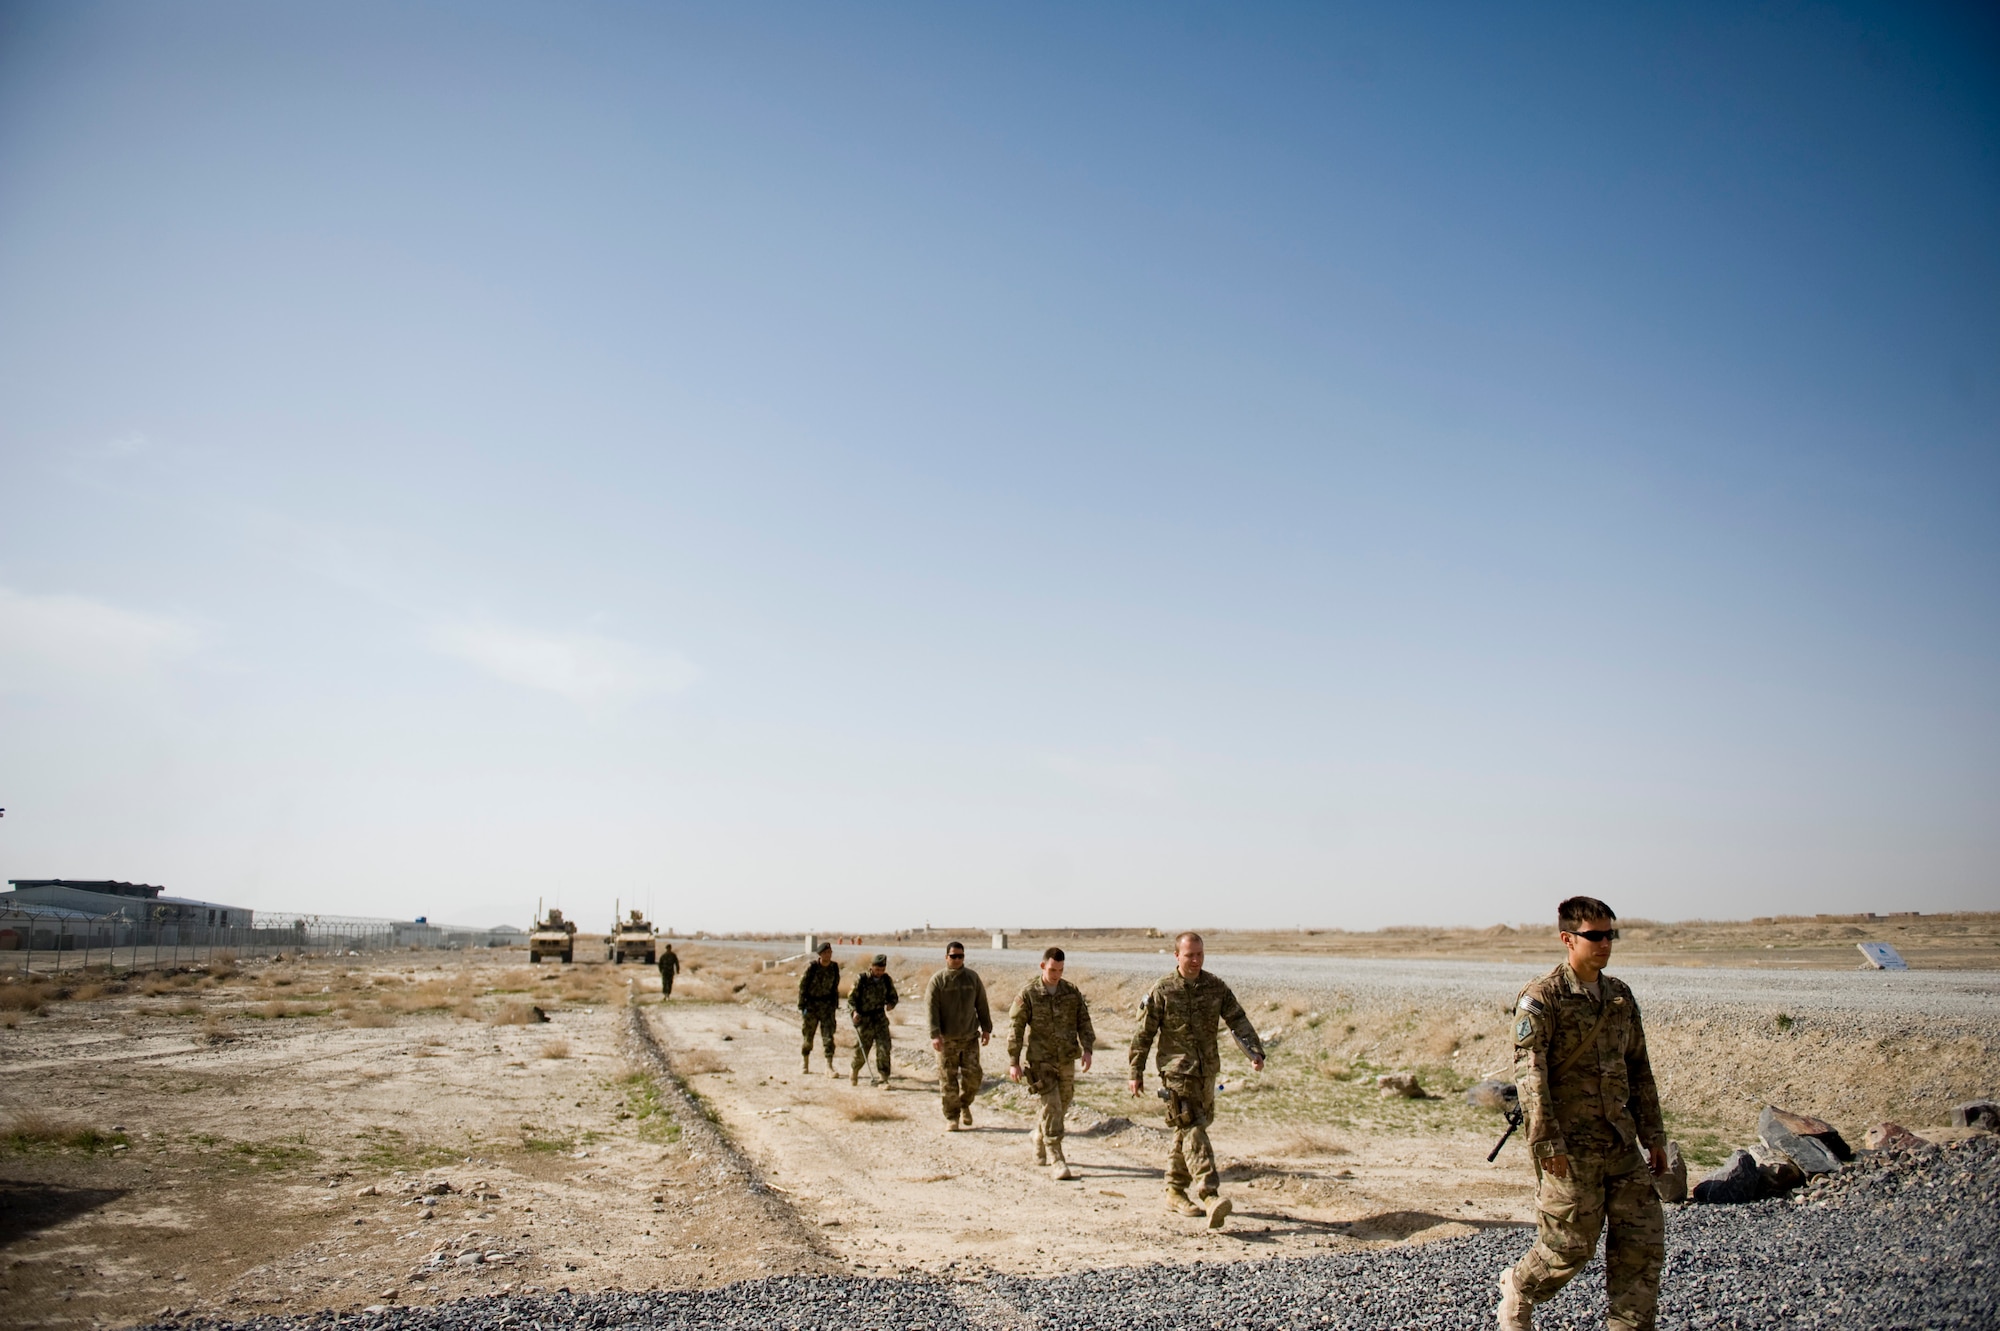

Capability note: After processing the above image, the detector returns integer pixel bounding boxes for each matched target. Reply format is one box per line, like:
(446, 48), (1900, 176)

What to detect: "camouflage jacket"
(847, 972), (899, 1022)
(925, 966), (992, 1041)
(798, 960), (841, 1011)
(1128, 970), (1263, 1088)
(1512, 962), (1666, 1162)
(1007, 978), (1096, 1067)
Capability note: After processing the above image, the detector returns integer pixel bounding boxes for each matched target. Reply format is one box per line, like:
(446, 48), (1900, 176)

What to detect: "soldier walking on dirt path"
(848, 953), (899, 1086)
(657, 943), (680, 998)
(1496, 896), (1668, 1331)
(1128, 931), (1263, 1228)
(925, 941), (991, 1131)
(799, 942), (841, 1076)
(1007, 946), (1095, 1180)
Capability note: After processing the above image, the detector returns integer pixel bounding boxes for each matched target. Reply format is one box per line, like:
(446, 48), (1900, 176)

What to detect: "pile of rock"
(1689, 1099), (1996, 1205)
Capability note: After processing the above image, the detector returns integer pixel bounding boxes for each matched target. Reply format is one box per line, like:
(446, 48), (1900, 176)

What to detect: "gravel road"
(696, 940), (2000, 1023)
(1056, 951), (2000, 1024)
(150, 1136), (1997, 1331)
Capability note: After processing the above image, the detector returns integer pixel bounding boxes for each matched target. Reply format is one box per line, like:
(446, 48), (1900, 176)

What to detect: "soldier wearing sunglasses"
(1497, 896), (1667, 1331)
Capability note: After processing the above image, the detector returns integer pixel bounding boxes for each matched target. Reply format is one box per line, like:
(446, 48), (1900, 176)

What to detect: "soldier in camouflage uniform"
(847, 953), (899, 1086)
(1128, 932), (1264, 1226)
(1498, 896), (1668, 1331)
(657, 943), (680, 998)
(925, 941), (992, 1130)
(1007, 946), (1096, 1179)
(798, 942), (841, 1076)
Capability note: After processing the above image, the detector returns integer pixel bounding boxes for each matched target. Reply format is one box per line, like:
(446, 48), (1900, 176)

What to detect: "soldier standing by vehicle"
(798, 942), (841, 1076)
(1007, 946), (1095, 1180)
(1497, 896), (1667, 1331)
(1128, 931), (1263, 1227)
(657, 942), (680, 998)
(925, 941), (991, 1131)
(847, 954), (899, 1085)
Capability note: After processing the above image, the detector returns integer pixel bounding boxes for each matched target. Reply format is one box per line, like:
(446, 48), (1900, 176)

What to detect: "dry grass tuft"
(674, 1048), (729, 1075)
(489, 1001), (543, 1026)
(539, 1039), (571, 1059)
(1270, 1128), (1351, 1158)
(0, 981), (53, 1014)
(346, 1007), (396, 1028)
(835, 1093), (906, 1122)
(2, 1110), (126, 1153)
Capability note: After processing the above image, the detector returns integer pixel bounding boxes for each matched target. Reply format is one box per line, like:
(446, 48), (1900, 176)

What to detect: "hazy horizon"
(3, 3), (1996, 933)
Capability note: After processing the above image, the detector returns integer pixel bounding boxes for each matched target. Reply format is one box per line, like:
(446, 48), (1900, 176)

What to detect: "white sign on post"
(1857, 942), (1908, 971)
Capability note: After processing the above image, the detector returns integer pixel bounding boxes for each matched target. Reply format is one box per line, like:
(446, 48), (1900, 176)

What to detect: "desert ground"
(2, 915), (1996, 1329)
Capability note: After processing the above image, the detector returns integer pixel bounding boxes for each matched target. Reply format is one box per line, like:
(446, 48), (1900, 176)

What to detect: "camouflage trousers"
(1162, 1076), (1218, 1194)
(937, 1036), (983, 1118)
(1510, 1149), (1665, 1331)
(851, 1015), (892, 1081)
(657, 966), (675, 996)
(800, 1006), (838, 1061)
(1025, 1061), (1076, 1149)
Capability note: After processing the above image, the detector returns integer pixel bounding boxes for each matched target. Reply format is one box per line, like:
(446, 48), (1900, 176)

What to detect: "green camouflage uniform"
(925, 966), (992, 1120)
(847, 971), (899, 1082)
(1007, 978), (1096, 1156)
(1128, 969), (1263, 1195)
(1508, 962), (1667, 1331)
(657, 946), (679, 996)
(798, 958), (841, 1062)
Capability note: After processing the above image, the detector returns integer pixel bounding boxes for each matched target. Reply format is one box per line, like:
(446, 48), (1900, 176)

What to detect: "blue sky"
(1, 2), (1995, 932)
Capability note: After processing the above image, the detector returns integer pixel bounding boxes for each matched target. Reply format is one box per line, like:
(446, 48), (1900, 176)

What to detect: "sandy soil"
(643, 996), (1532, 1278)
(3, 938), (1993, 1330)
(0, 955), (837, 1330)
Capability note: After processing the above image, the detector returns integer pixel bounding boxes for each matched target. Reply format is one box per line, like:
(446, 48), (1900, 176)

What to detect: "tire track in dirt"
(626, 999), (838, 1270)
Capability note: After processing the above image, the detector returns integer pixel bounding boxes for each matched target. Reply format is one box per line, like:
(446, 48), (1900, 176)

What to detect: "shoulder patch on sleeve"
(1513, 1014), (1538, 1045)
(1516, 994), (1545, 1015)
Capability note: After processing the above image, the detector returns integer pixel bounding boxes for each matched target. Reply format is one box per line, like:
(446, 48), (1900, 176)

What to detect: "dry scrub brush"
(835, 1092), (905, 1123)
(539, 1039), (571, 1059)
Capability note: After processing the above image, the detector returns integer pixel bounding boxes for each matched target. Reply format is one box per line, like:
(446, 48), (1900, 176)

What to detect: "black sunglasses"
(1567, 928), (1619, 942)
(946, 950), (965, 958)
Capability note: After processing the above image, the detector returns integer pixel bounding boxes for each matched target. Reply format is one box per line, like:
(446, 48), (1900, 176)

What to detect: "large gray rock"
(1749, 1142), (1806, 1191)
(1463, 1078), (1517, 1112)
(1759, 1105), (1843, 1174)
(1951, 1100), (1999, 1131)
(1691, 1149), (1765, 1204)
(1652, 1140), (1688, 1203)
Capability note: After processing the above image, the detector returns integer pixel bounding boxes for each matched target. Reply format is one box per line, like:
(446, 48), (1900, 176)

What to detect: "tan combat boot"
(1163, 1186), (1204, 1216)
(1050, 1147), (1075, 1182)
(827, 1054), (840, 1077)
(1204, 1196), (1231, 1228)
(801, 1054), (811, 1075)
(1034, 1134), (1047, 1166)
(1496, 1268), (1533, 1331)
(960, 1106), (974, 1128)
(850, 1065), (859, 1086)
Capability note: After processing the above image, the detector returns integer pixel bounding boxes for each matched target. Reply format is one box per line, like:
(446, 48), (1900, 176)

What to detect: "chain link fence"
(0, 904), (519, 977)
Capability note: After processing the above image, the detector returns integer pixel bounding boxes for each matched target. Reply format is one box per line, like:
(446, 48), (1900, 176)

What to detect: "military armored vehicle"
(608, 905), (657, 965)
(529, 905), (577, 964)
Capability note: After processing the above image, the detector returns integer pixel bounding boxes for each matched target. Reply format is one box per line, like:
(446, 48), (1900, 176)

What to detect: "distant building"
(3, 879), (253, 929)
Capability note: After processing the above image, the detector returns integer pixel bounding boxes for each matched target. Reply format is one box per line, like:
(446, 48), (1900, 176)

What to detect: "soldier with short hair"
(925, 941), (991, 1131)
(1128, 931), (1263, 1227)
(798, 942), (841, 1077)
(1497, 896), (1668, 1331)
(848, 953), (899, 1086)
(1007, 946), (1096, 1180)
(657, 942), (680, 998)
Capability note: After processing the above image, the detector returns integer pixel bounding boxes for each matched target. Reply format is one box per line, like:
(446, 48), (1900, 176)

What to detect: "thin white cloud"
(427, 618), (699, 706)
(0, 586), (200, 691)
